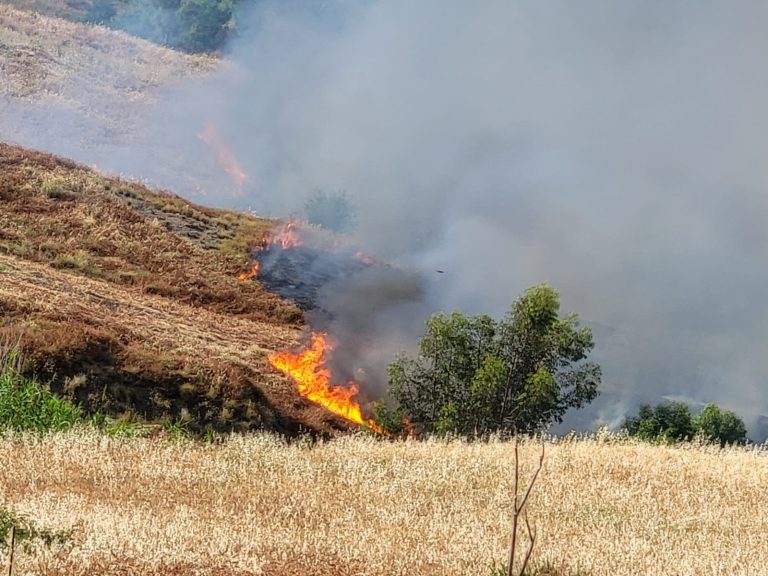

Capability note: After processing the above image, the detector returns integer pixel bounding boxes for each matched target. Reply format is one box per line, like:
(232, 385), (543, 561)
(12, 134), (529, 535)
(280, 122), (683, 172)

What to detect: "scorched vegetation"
(0, 143), (365, 436)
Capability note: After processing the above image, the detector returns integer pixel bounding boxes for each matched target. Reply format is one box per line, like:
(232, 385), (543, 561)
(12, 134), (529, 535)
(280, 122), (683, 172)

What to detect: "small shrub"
(0, 505), (74, 553)
(41, 175), (82, 200)
(52, 251), (97, 275)
(0, 241), (32, 258)
(304, 190), (356, 233)
(164, 417), (192, 441)
(0, 345), (82, 434)
(372, 402), (407, 436)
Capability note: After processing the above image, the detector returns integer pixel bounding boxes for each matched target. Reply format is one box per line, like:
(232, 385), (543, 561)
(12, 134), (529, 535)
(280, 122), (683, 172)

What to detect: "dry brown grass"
(0, 143), (359, 435)
(0, 3), (214, 116)
(0, 143), (299, 323)
(0, 433), (765, 576)
(0, 2), (237, 197)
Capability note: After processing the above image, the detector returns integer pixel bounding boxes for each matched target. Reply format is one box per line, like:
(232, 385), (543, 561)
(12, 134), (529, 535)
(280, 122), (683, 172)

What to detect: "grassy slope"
(0, 5), (363, 434)
(0, 143), (355, 435)
(0, 0), (92, 21)
(0, 3), (214, 117)
(1, 433), (767, 576)
(0, 4), (229, 194)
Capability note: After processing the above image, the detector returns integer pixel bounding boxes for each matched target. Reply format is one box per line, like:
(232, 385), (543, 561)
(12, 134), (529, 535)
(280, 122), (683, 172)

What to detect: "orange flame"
(235, 223), (304, 284)
(268, 333), (381, 432)
(269, 221), (304, 250)
(198, 122), (248, 195)
(238, 261), (260, 281)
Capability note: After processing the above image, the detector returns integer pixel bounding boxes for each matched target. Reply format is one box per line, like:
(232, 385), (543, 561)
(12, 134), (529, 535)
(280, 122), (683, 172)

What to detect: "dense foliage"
(623, 401), (748, 446)
(83, 0), (241, 53)
(378, 284), (601, 436)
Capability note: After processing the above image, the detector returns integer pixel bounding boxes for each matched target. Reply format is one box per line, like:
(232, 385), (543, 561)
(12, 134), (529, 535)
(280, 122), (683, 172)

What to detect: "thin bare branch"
(520, 508), (536, 575)
(7, 525), (15, 576)
(507, 436), (521, 576)
(507, 440), (545, 576)
(517, 442), (545, 514)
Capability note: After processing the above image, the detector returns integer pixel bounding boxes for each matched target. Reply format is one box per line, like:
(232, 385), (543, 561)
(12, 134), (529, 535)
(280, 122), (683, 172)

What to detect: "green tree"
(176, 0), (235, 53)
(624, 401), (695, 442)
(385, 284), (600, 436)
(624, 401), (747, 445)
(108, 0), (181, 48)
(695, 403), (747, 446)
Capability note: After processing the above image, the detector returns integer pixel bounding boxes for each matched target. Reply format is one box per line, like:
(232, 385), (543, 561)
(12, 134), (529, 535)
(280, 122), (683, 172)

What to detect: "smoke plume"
(4, 0), (768, 438)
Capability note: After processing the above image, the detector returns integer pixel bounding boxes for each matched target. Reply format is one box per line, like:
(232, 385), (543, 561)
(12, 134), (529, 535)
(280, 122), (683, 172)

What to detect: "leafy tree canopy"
(83, 0), (242, 53)
(695, 403), (748, 446)
(624, 401), (748, 446)
(380, 284), (601, 436)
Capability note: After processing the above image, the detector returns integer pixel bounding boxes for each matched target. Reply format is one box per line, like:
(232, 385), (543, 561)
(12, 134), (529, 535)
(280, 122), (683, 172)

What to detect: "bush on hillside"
(177, 0), (235, 53)
(304, 190), (357, 234)
(0, 346), (82, 433)
(378, 284), (601, 437)
(0, 506), (74, 553)
(82, 0), (238, 53)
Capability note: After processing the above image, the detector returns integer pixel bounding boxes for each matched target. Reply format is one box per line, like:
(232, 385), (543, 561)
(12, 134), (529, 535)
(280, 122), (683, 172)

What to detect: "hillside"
(0, 142), (356, 435)
(0, 2), (229, 198)
(0, 3), (214, 121)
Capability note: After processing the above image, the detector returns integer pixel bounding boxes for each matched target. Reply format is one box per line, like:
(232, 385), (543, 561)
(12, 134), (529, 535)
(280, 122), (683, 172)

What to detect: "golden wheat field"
(1, 431), (766, 576)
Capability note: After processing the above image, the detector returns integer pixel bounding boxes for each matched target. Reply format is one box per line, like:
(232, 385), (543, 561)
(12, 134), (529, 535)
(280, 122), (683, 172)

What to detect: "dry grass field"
(1, 432), (766, 576)
(0, 3), (226, 194)
(0, 3), (214, 119)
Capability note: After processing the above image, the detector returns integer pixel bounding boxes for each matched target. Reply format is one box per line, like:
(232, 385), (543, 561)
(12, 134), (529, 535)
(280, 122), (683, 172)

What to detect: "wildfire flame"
(269, 221), (304, 250)
(236, 222), (304, 284)
(198, 122), (248, 195)
(268, 333), (381, 432)
(238, 262), (260, 281)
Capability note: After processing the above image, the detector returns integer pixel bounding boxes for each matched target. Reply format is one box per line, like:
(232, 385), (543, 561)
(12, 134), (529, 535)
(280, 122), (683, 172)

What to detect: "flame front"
(268, 333), (381, 431)
(238, 262), (260, 281)
(269, 222), (303, 250)
(198, 122), (248, 195)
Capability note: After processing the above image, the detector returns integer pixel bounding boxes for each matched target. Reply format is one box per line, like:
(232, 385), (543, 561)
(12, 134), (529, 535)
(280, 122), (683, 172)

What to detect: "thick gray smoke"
(208, 0), (768, 439)
(4, 0), (768, 438)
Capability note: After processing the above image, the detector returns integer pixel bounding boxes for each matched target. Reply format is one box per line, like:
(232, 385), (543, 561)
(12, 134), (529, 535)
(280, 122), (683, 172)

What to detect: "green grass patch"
(0, 347), (82, 433)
